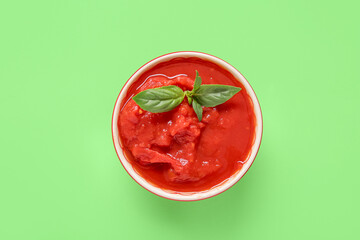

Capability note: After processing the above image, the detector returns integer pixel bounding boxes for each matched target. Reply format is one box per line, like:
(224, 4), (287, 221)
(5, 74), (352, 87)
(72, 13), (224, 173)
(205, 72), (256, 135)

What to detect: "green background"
(1, 0), (359, 239)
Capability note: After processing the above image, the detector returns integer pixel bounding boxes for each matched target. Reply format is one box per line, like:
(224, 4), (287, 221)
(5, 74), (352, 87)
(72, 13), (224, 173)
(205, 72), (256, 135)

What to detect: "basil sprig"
(132, 71), (241, 121)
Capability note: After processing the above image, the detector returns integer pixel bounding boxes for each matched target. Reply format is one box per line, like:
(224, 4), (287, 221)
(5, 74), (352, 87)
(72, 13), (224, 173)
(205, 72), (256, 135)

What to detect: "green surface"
(1, 0), (359, 239)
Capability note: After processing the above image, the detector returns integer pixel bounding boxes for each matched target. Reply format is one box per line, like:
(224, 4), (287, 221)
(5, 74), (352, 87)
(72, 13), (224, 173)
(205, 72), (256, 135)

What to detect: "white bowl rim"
(111, 51), (263, 201)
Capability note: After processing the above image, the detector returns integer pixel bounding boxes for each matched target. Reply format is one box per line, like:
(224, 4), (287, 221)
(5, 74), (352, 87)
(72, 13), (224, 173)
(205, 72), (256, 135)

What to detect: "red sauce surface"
(118, 57), (256, 192)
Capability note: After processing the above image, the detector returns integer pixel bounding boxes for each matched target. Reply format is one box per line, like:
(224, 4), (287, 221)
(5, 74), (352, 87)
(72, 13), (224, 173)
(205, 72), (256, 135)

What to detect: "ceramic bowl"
(112, 51), (263, 201)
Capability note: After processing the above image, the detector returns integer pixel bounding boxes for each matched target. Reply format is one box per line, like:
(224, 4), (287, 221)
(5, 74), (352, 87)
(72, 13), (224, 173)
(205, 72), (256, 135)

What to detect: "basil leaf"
(187, 96), (193, 105)
(193, 70), (202, 92)
(192, 99), (203, 121)
(193, 85), (241, 107)
(133, 85), (185, 113)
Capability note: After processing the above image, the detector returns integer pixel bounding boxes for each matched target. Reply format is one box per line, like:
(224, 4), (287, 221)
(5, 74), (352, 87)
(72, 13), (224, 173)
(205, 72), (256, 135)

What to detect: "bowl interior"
(112, 52), (263, 201)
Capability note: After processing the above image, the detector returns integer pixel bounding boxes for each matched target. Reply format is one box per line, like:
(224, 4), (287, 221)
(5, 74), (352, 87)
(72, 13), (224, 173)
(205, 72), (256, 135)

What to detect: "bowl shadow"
(127, 146), (268, 235)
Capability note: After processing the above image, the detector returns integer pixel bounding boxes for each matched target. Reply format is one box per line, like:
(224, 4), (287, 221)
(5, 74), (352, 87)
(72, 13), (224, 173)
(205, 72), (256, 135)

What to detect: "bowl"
(112, 51), (263, 201)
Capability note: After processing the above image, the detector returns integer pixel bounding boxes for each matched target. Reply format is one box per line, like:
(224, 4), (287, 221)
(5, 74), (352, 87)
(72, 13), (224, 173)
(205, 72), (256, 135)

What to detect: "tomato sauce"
(118, 57), (256, 192)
